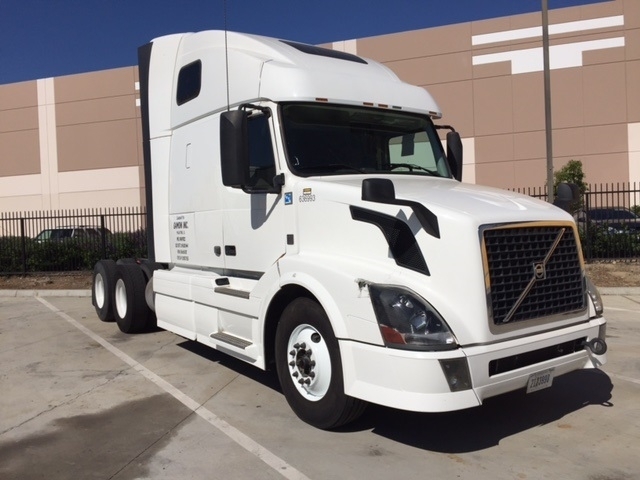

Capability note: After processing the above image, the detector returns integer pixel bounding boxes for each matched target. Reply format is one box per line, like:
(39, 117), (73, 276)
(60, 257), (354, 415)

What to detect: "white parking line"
(36, 297), (310, 480)
(609, 372), (640, 386)
(605, 307), (640, 313)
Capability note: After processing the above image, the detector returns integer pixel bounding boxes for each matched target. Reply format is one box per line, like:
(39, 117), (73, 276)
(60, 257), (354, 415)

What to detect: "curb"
(599, 287), (640, 296)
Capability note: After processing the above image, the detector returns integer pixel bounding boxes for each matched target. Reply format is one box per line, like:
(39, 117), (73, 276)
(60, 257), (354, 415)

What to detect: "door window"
(246, 114), (277, 192)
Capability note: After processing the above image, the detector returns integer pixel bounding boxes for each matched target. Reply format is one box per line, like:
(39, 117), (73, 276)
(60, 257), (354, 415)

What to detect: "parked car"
(575, 207), (640, 234)
(34, 226), (112, 242)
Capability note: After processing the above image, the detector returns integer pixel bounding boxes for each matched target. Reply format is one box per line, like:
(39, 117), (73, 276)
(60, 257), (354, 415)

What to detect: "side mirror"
(553, 182), (580, 213)
(220, 110), (250, 187)
(361, 178), (440, 238)
(362, 177), (397, 203)
(446, 131), (463, 182)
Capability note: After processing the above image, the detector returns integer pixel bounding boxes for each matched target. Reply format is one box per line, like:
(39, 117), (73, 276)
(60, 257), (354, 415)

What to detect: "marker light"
(585, 276), (604, 317)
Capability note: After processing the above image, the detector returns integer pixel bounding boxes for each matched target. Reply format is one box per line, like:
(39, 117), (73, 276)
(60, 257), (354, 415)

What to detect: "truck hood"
(300, 175), (573, 225)
(291, 175), (583, 346)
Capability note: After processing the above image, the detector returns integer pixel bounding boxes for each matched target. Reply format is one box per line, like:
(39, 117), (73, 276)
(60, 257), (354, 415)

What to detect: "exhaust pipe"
(583, 338), (607, 355)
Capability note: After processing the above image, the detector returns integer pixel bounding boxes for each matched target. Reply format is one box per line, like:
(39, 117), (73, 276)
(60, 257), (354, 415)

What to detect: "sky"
(0, 0), (608, 85)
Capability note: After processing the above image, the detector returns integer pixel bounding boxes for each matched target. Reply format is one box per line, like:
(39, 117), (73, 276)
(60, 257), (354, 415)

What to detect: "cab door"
(221, 112), (285, 277)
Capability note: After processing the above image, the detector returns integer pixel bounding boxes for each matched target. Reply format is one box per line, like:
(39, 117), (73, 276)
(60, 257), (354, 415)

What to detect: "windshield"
(281, 103), (451, 178)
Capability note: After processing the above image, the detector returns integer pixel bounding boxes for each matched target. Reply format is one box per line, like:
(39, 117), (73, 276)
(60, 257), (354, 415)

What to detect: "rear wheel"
(113, 263), (149, 333)
(92, 260), (117, 322)
(140, 261), (163, 282)
(275, 297), (367, 429)
(140, 262), (163, 329)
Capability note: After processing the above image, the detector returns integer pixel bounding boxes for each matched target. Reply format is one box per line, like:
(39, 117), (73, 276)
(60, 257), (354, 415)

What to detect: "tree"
(554, 159), (587, 195)
(553, 159), (587, 213)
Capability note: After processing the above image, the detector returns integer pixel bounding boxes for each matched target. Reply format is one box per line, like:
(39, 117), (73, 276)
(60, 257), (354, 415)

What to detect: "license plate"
(526, 368), (555, 393)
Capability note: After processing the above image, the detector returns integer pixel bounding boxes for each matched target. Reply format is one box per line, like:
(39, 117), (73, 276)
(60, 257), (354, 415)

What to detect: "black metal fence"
(1, 183), (638, 274)
(0, 207), (147, 275)
(514, 182), (640, 261)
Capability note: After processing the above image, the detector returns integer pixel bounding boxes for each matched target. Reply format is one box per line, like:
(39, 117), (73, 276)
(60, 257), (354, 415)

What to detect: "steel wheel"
(94, 273), (106, 309)
(112, 263), (149, 333)
(286, 324), (332, 401)
(114, 277), (128, 320)
(92, 259), (117, 322)
(275, 297), (367, 429)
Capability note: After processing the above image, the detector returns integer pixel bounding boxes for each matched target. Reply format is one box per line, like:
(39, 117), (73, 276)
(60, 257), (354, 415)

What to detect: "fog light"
(439, 358), (472, 392)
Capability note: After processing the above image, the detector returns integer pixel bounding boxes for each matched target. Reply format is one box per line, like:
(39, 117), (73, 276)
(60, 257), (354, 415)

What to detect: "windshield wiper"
(385, 163), (440, 176)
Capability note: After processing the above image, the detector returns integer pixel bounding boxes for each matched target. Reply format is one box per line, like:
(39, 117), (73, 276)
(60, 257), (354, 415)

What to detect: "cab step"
(209, 331), (253, 349)
(214, 286), (251, 299)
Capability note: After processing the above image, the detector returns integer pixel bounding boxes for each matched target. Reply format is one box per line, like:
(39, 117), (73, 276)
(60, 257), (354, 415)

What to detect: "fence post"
(100, 214), (107, 260)
(584, 192), (592, 261)
(20, 218), (27, 274)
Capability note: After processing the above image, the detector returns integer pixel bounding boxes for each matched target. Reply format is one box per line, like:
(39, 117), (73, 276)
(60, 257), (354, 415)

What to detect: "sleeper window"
(176, 60), (202, 105)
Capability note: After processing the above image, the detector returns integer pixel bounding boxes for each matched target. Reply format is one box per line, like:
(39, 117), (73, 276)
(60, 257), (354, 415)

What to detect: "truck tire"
(92, 259), (117, 322)
(113, 263), (149, 334)
(140, 261), (163, 282)
(275, 297), (367, 429)
(140, 262), (163, 329)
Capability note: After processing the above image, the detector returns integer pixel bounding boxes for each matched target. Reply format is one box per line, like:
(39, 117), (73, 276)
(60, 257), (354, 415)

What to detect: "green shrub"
(554, 160), (587, 214)
(1, 229), (149, 273)
(0, 236), (27, 273)
(109, 229), (148, 260)
(580, 224), (640, 259)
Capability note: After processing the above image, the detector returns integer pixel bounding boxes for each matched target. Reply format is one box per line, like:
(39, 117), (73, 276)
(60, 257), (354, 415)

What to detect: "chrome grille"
(483, 224), (585, 326)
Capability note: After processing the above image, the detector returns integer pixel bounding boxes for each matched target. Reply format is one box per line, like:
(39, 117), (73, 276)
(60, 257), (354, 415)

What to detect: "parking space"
(1, 293), (639, 480)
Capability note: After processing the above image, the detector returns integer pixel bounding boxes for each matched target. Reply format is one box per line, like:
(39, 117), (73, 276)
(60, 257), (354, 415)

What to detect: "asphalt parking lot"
(1, 290), (639, 480)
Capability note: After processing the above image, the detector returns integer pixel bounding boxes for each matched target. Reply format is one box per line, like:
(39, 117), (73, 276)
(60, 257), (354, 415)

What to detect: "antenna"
(224, 0), (230, 111)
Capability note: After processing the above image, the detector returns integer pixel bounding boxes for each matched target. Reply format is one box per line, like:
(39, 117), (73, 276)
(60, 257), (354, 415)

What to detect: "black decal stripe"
(350, 206), (429, 275)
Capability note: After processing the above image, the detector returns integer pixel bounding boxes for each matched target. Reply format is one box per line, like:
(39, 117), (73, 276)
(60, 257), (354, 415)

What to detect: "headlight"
(585, 276), (604, 318)
(369, 285), (458, 350)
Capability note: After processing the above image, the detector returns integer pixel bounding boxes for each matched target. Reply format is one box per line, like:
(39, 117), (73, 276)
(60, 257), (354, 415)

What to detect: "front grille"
(483, 224), (585, 326)
(489, 338), (586, 376)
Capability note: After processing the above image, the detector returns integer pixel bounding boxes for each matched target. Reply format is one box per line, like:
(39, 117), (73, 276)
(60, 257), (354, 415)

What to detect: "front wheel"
(275, 298), (367, 429)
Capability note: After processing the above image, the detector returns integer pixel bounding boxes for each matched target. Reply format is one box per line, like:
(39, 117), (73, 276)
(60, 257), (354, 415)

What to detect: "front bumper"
(340, 317), (606, 412)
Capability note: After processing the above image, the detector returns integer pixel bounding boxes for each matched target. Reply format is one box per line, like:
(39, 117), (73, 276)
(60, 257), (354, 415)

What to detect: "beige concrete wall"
(0, 67), (143, 213)
(0, 0), (638, 213)
(55, 67), (141, 172)
(353, 0), (637, 190)
(0, 81), (40, 178)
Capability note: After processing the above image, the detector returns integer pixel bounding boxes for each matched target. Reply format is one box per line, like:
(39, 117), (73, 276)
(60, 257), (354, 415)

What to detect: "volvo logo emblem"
(533, 262), (546, 280)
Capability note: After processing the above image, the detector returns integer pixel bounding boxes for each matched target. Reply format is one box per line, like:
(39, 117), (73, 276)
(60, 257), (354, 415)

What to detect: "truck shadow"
(177, 340), (282, 390)
(177, 340), (613, 453)
(351, 369), (613, 453)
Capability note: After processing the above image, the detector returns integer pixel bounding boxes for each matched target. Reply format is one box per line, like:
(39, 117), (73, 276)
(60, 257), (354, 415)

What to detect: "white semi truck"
(92, 30), (607, 429)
